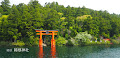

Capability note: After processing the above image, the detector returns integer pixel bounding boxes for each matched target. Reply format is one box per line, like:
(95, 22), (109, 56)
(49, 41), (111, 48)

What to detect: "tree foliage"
(75, 31), (92, 42)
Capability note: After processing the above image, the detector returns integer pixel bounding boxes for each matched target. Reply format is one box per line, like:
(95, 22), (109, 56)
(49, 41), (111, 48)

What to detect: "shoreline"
(0, 41), (118, 47)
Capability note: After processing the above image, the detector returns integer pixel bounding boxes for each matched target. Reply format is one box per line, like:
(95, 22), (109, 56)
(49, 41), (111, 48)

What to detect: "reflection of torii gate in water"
(35, 29), (58, 58)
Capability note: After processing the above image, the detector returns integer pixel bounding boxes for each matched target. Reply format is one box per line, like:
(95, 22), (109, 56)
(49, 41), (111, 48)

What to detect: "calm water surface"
(0, 45), (120, 58)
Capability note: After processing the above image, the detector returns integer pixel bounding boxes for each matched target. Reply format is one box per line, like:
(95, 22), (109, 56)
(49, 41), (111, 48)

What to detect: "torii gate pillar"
(51, 32), (55, 47)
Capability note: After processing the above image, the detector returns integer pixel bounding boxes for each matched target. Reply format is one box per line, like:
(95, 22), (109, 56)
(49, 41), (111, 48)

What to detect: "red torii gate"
(35, 29), (58, 47)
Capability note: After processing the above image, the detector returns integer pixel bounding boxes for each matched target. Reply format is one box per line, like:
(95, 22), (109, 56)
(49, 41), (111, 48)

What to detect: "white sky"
(0, 0), (120, 14)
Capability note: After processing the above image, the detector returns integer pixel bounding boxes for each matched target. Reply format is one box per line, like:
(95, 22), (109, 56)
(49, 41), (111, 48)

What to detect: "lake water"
(0, 45), (120, 58)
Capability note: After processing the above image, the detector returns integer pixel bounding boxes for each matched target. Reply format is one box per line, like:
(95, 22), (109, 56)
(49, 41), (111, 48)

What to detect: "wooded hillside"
(0, 0), (120, 45)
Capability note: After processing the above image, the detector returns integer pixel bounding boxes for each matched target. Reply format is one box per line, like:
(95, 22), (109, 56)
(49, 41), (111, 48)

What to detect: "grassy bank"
(0, 41), (12, 46)
(0, 41), (38, 46)
(0, 38), (120, 46)
(85, 40), (111, 45)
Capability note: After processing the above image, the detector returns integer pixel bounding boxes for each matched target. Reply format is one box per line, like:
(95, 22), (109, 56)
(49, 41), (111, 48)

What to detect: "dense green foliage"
(75, 31), (92, 42)
(56, 36), (67, 46)
(74, 31), (92, 45)
(1, 0), (120, 46)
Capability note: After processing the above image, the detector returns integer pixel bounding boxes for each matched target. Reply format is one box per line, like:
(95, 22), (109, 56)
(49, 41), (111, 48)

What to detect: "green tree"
(99, 18), (111, 38)
(0, 6), (3, 16)
(0, 18), (9, 41)
(75, 31), (92, 45)
(1, 0), (10, 15)
(7, 4), (21, 42)
(82, 17), (99, 36)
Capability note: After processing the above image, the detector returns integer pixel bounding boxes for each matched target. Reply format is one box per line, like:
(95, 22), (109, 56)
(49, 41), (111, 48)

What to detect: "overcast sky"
(0, 0), (120, 14)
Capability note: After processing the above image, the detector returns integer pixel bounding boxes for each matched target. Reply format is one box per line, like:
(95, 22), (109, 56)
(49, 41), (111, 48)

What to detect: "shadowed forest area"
(0, 0), (120, 46)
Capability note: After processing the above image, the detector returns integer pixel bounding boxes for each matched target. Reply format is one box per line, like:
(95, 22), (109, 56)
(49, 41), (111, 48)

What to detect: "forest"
(0, 0), (120, 46)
